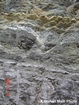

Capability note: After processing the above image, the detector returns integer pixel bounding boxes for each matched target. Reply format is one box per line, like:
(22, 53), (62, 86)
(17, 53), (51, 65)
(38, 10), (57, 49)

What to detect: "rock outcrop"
(0, 0), (79, 105)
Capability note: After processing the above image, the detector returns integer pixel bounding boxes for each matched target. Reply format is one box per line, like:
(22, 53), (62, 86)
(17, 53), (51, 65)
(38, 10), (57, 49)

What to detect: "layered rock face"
(0, 0), (79, 105)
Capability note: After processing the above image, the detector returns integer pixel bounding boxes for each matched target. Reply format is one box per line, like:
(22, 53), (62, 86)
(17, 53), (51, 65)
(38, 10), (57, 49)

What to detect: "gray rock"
(0, 27), (36, 50)
(0, 0), (79, 105)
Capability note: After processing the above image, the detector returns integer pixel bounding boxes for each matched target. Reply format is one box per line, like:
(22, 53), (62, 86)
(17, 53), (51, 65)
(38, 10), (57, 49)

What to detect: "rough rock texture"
(0, 0), (79, 105)
(0, 28), (36, 50)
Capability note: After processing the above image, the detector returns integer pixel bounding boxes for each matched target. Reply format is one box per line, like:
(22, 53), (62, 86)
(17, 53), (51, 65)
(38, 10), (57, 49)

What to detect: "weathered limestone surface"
(0, 0), (79, 105)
